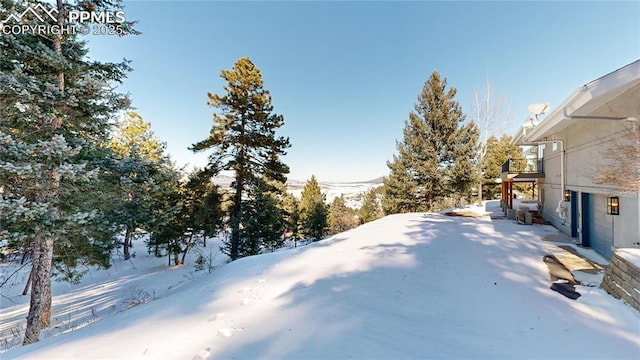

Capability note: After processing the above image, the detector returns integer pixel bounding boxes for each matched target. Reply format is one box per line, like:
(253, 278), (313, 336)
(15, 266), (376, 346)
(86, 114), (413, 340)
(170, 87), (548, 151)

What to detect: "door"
(581, 192), (590, 247)
(588, 194), (614, 259)
(570, 191), (578, 237)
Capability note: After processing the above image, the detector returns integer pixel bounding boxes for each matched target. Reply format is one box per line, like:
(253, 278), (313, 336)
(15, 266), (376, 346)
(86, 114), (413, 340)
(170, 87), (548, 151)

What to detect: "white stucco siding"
(538, 135), (571, 236)
(540, 119), (640, 254)
(563, 120), (628, 190)
(514, 61), (640, 257)
(616, 194), (640, 248)
(540, 182), (571, 235)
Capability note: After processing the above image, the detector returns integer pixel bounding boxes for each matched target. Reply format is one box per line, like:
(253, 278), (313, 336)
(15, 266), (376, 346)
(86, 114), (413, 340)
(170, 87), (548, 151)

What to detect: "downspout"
(552, 116), (640, 250)
(558, 92), (638, 224)
(523, 120), (637, 225)
(553, 139), (567, 223)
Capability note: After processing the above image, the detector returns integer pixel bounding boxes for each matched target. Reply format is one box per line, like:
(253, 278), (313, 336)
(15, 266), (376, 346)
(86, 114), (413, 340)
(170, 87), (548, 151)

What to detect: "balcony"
(501, 158), (544, 179)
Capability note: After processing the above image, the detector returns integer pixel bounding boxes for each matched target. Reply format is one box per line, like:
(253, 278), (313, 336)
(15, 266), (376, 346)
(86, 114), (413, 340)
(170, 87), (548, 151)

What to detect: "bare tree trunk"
(22, 267), (33, 296)
(173, 252), (180, 267)
(20, 250), (29, 265)
(180, 234), (194, 265)
(230, 179), (243, 260)
(229, 123), (247, 261)
(127, 231), (134, 247)
(123, 226), (132, 260)
(24, 1), (66, 343)
(23, 238), (54, 345)
(472, 77), (511, 206)
(180, 250), (187, 265)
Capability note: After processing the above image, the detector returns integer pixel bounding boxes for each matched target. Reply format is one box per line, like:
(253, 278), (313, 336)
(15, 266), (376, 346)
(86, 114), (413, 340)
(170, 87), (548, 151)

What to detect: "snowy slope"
(0, 238), (230, 352)
(3, 202), (640, 359)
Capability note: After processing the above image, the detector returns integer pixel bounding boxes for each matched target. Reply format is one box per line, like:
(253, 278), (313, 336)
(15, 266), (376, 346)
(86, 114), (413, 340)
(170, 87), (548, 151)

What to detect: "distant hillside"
(285, 179), (306, 189)
(213, 175), (383, 208)
(289, 176), (384, 187)
(211, 174), (234, 187)
(361, 176), (384, 184)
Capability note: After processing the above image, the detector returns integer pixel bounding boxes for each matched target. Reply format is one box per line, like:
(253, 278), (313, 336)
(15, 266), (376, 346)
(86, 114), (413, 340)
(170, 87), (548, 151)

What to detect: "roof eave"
(518, 59), (640, 142)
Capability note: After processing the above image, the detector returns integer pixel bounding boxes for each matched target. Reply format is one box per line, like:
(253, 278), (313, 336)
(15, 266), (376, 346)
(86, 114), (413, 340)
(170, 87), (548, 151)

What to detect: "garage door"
(588, 194), (614, 259)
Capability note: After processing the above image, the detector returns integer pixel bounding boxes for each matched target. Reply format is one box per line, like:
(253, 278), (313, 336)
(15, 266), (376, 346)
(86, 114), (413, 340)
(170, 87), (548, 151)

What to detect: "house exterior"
(503, 60), (640, 260)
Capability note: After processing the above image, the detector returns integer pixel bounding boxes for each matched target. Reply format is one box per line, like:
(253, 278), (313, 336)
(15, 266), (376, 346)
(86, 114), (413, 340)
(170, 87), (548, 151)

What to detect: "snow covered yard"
(2, 202), (639, 359)
(1, 238), (229, 351)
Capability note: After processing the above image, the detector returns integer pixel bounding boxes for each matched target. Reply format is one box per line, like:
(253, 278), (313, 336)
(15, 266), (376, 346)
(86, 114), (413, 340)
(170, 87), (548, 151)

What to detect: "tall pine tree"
(299, 175), (328, 241)
(0, 0), (137, 344)
(282, 193), (302, 245)
(107, 112), (171, 260)
(383, 71), (479, 213)
(382, 154), (419, 213)
(190, 57), (290, 260)
(239, 177), (286, 256)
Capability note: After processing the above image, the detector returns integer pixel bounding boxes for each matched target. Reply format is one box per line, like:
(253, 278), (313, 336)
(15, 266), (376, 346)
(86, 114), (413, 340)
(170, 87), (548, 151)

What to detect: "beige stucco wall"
(539, 119), (640, 251)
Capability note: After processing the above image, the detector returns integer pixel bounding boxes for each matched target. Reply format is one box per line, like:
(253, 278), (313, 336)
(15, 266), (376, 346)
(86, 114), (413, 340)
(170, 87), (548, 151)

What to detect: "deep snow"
(2, 201), (639, 359)
(617, 248), (640, 270)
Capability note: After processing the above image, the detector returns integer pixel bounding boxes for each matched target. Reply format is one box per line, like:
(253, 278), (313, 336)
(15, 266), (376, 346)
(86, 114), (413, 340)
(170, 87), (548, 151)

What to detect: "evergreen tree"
(358, 187), (383, 224)
(382, 155), (419, 214)
(282, 193), (301, 245)
(448, 121), (480, 198)
(146, 167), (223, 265)
(237, 178), (286, 256)
(188, 171), (224, 243)
(107, 112), (171, 260)
(109, 112), (165, 162)
(0, 0), (136, 344)
(481, 135), (525, 199)
(299, 176), (328, 241)
(328, 195), (358, 234)
(383, 71), (479, 213)
(146, 172), (183, 265)
(190, 57), (290, 260)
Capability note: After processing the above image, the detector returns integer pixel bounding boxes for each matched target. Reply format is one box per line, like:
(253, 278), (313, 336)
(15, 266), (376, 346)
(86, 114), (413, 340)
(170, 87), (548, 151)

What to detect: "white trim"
(515, 59), (640, 144)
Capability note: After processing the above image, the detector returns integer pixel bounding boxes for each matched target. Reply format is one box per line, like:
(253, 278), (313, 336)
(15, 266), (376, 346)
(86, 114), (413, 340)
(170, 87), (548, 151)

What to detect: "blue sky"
(87, 1), (640, 182)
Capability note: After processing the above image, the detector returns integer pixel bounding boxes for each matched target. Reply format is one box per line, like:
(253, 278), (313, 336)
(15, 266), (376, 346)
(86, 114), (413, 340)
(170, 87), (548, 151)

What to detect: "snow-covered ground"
(0, 238), (230, 352)
(2, 201), (639, 359)
(617, 248), (640, 269)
